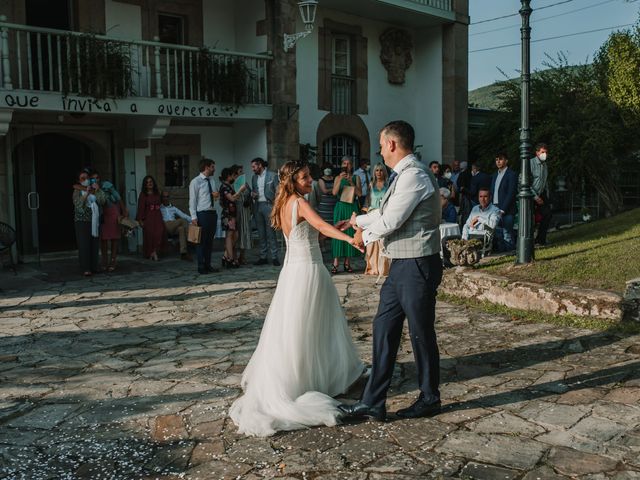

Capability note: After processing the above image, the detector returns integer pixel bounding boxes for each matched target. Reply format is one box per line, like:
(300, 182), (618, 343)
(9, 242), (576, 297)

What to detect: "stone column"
(265, 0), (300, 169)
(442, 0), (469, 165)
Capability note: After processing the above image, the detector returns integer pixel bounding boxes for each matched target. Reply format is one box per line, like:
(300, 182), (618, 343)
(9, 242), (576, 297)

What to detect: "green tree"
(470, 54), (634, 215)
(595, 26), (640, 125)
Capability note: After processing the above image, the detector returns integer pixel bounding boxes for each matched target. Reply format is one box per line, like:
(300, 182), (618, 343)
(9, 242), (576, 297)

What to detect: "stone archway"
(316, 113), (370, 166)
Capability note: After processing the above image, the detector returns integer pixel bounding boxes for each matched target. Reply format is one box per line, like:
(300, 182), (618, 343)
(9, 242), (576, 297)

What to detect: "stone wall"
(441, 267), (633, 323)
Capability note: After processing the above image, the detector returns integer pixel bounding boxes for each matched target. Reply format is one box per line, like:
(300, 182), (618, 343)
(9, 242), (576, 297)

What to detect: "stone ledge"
(441, 267), (637, 323)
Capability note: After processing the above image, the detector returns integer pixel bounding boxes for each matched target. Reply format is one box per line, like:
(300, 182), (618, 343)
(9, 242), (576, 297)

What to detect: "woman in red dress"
(136, 175), (166, 261)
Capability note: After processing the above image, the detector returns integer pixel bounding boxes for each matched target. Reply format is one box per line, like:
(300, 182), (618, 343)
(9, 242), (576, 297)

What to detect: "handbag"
(340, 185), (356, 204)
(188, 224), (202, 244)
(243, 194), (253, 208)
(118, 217), (139, 229)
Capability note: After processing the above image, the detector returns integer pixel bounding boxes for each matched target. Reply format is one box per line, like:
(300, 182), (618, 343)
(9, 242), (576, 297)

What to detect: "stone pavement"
(1, 254), (639, 479)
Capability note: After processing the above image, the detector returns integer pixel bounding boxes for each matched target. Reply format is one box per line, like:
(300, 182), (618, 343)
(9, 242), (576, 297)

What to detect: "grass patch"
(480, 208), (640, 293)
(439, 292), (640, 334)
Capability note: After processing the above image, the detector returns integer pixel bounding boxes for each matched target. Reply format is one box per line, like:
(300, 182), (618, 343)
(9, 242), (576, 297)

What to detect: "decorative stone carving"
(379, 28), (413, 85)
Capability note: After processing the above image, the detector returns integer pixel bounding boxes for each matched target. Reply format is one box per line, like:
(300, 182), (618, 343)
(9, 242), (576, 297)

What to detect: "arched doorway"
(316, 113), (370, 168)
(322, 135), (360, 168)
(14, 133), (92, 256)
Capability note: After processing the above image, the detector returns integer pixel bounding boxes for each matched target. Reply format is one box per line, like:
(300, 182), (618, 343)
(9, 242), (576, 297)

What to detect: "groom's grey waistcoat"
(380, 159), (442, 259)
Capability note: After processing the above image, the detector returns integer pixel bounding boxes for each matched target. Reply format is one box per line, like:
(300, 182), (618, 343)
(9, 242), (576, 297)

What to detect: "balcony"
(319, 0), (457, 26)
(0, 19), (272, 121)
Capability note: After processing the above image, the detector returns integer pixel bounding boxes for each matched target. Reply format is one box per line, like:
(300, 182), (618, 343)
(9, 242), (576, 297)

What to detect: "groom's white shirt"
(355, 154), (434, 246)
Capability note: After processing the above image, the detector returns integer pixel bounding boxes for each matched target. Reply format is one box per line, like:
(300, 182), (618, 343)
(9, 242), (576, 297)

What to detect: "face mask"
(538, 153), (547, 161)
(81, 180), (90, 186)
(444, 172), (452, 179)
(323, 169), (332, 176)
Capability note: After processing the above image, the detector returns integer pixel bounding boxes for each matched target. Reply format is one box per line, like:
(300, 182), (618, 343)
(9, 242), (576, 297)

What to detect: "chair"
(469, 225), (494, 259)
(0, 222), (17, 274)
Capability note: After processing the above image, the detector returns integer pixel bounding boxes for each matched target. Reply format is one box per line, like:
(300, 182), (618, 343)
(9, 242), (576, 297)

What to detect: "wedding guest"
(331, 156), (362, 274)
(461, 188), (501, 240)
(440, 187), (457, 224)
(457, 160), (473, 227)
(531, 143), (552, 246)
(95, 172), (127, 271)
(73, 170), (127, 272)
(160, 191), (192, 261)
(317, 164), (337, 224)
(364, 163), (389, 276)
(490, 152), (518, 252)
(189, 158), (219, 274)
(73, 169), (106, 276)
(441, 164), (456, 203)
(232, 164), (252, 265)
(469, 161), (492, 205)
(219, 167), (248, 268)
(354, 158), (371, 209)
(136, 175), (166, 261)
(251, 157), (280, 266)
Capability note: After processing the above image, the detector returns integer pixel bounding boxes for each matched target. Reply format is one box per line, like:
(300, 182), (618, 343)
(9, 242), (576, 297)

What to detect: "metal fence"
(0, 18), (271, 104)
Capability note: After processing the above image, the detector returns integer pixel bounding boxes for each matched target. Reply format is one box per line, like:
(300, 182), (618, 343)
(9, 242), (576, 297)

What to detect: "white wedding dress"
(229, 199), (364, 437)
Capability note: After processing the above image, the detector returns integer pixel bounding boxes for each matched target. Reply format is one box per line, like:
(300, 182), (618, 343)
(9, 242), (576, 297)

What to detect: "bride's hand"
(350, 238), (365, 253)
(335, 220), (351, 231)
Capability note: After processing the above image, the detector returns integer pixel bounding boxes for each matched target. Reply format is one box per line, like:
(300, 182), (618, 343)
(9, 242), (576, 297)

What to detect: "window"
(164, 155), (188, 187)
(331, 34), (354, 114)
(158, 14), (185, 45)
(323, 135), (360, 168)
(332, 35), (351, 77)
(318, 21), (367, 114)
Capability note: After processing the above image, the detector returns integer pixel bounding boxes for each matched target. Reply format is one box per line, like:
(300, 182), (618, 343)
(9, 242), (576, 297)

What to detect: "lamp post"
(284, 0), (318, 52)
(516, 0), (534, 264)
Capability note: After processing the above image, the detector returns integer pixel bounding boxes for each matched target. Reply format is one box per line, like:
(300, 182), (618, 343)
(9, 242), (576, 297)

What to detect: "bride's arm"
(298, 198), (362, 247)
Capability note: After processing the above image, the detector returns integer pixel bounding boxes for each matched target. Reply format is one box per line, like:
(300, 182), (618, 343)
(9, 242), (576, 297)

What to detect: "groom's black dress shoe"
(338, 402), (386, 422)
(396, 399), (441, 419)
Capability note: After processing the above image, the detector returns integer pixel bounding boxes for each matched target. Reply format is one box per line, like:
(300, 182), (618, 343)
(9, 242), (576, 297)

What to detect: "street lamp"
(284, 0), (318, 52)
(516, 0), (534, 264)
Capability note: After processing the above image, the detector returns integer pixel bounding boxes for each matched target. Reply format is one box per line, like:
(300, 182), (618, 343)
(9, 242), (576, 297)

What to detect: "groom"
(339, 120), (443, 421)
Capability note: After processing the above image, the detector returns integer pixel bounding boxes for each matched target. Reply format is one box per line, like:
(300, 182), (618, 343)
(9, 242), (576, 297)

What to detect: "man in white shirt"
(250, 157), (280, 266)
(339, 120), (443, 422)
(354, 158), (371, 209)
(160, 191), (192, 261)
(189, 158), (220, 274)
(461, 188), (502, 240)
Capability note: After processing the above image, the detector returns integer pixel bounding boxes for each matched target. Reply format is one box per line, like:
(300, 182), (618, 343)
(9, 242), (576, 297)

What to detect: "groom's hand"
(350, 212), (358, 228)
(353, 228), (365, 249)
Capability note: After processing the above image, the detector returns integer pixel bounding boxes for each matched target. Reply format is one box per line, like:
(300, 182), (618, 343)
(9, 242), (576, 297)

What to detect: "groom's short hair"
(380, 120), (415, 151)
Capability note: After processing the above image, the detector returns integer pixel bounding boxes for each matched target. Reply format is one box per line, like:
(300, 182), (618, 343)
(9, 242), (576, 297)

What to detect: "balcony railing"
(404, 0), (452, 10)
(331, 74), (354, 115)
(0, 19), (271, 105)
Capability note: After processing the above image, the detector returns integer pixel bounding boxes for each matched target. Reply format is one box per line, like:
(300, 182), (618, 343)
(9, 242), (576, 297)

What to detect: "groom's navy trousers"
(362, 253), (443, 409)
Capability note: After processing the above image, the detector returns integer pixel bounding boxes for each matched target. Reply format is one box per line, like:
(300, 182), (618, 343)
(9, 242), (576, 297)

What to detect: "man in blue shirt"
(462, 188), (502, 240)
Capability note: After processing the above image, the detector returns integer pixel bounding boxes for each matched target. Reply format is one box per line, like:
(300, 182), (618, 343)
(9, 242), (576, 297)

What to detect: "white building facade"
(0, 0), (468, 261)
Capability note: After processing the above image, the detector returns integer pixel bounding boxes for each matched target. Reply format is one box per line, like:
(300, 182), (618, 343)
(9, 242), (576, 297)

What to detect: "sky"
(468, 0), (640, 90)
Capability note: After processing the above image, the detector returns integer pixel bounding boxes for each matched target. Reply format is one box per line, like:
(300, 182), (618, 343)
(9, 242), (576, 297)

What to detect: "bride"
(229, 160), (364, 437)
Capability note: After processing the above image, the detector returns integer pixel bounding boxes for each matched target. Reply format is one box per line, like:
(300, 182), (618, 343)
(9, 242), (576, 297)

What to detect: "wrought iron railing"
(331, 74), (354, 115)
(0, 17), (271, 105)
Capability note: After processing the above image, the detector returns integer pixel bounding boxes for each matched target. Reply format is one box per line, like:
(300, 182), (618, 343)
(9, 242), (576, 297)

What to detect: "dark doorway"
(26, 0), (71, 29)
(14, 134), (91, 255)
(25, 0), (72, 91)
